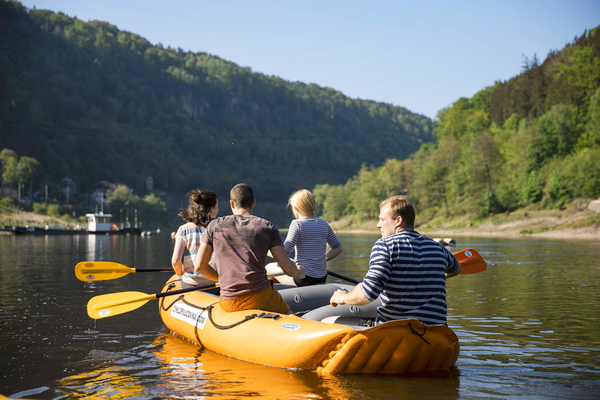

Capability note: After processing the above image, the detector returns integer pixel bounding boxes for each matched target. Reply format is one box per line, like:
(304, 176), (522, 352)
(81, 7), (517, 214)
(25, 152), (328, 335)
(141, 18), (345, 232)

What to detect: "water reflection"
(150, 333), (345, 399)
(1, 234), (599, 399)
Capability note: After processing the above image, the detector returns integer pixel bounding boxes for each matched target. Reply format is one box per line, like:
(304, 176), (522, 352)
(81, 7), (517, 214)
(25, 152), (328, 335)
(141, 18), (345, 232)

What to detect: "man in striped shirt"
(329, 195), (461, 326)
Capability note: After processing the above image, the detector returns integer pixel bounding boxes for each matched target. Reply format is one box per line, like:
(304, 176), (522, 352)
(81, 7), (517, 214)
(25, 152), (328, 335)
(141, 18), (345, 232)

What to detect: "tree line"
(0, 147), (170, 228)
(315, 27), (600, 222)
(0, 1), (433, 206)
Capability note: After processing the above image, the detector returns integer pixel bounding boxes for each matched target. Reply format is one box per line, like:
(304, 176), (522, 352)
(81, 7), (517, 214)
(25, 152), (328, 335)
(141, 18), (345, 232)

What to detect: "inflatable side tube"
(279, 284), (353, 313)
(301, 298), (381, 321)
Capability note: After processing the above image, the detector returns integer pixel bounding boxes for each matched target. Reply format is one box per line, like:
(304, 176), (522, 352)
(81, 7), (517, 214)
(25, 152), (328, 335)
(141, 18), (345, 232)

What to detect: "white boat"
(85, 212), (113, 233)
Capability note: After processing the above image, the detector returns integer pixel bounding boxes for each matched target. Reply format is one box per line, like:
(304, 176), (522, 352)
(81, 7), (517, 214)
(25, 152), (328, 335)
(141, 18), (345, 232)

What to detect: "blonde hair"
(379, 195), (415, 229)
(288, 189), (316, 218)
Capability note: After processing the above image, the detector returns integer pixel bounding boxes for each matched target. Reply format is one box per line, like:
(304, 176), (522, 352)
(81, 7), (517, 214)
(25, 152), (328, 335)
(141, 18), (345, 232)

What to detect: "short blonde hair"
(379, 195), (415, 229)
(289, 189), (316, 218)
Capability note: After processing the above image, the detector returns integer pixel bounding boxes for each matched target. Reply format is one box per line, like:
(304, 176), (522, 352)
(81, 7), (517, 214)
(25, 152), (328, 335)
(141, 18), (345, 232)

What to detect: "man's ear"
(395, 215), (403, 230)
(230, 199), (235, 210)
(251, 199), (256, 209)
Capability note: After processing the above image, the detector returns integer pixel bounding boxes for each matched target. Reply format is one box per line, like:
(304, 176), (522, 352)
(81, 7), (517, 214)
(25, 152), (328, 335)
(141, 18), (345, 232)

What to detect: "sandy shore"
(331, 204), (600, 241)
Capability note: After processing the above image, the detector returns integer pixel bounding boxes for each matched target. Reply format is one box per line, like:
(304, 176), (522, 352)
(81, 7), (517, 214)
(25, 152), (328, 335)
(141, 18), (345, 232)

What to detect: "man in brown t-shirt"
(193, 183), (306, 313)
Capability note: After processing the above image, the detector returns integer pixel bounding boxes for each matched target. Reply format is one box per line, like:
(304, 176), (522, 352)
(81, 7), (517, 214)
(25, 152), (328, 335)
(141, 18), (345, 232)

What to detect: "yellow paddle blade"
(87, 291), (156, 319)
(455, 248), (487, 274)
(75, 261), (135, 281)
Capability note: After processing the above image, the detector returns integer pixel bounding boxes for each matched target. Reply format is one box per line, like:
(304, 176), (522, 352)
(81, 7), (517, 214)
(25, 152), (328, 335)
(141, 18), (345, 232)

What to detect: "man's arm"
(193, 242), (219, 282)
(330, 283), (371, 307)
(270, 245), (305, 279)
(445, 252), (461, 278)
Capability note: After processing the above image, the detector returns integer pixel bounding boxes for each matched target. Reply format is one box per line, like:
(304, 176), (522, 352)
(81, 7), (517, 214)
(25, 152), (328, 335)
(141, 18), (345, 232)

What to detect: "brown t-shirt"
(201, 214), (284, 300)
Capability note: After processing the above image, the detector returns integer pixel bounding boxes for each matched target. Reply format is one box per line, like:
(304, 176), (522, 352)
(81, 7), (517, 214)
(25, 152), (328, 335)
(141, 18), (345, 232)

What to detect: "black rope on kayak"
(175, 296), (283, 330)
(409, 323), (431, 345)
(160, 285), (283, 335)
(160, 295), (184, 311)
(205, 306), (283, 330)
(160, 283), (183, 311)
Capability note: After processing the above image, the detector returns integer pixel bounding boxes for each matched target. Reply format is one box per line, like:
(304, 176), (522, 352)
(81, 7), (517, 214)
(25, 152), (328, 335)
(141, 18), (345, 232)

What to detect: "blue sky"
(20, 0), (600, 119)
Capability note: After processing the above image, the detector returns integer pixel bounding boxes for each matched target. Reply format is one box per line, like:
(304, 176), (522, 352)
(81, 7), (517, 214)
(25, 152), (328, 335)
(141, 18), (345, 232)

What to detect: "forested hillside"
(0, 1), (433, 206)
(315, 27), (600, 222)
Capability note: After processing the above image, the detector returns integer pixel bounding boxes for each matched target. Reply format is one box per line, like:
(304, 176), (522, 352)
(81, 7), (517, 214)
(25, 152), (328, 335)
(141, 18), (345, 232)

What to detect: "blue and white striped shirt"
(175, 222), (206, 273)
(284, 217), (341, 278)
(361, 230), (459, 325)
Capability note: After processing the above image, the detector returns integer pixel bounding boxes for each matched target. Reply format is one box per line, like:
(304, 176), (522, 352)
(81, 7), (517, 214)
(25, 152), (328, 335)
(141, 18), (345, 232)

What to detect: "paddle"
(87, 282), (217, 319)
(325, 248), (486, 284)
(454, 248), (487, 274)
(327, 271), (360, 284)
(75, 261), (172, 281)
(86, 271), (287, 319)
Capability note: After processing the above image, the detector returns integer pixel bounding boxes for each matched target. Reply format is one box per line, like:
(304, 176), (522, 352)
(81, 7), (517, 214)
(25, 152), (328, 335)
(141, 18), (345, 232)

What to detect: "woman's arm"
(171, 237), (185, 276)
(283, 220), (300, 255)
(325, 225), (342, 262)
(325, 246), (342, 262)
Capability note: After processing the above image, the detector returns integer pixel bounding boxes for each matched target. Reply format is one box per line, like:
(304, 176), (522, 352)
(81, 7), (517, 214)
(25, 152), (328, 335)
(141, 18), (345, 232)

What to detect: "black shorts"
(293, 274), (327, 287)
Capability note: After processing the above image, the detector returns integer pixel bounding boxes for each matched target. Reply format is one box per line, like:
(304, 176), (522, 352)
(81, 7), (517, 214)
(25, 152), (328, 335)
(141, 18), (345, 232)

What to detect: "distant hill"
(0, 0), (433, 205)
(315, 26), (600, 223)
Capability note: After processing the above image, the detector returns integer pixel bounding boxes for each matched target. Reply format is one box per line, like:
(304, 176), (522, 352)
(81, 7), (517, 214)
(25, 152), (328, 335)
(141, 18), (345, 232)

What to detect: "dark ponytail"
(178, 189), (218, 227)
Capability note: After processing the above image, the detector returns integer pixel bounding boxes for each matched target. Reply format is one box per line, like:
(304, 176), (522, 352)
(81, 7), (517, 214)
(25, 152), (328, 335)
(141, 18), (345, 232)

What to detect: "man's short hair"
(379, 195), (415, 229)
(230, 183), (254, 209)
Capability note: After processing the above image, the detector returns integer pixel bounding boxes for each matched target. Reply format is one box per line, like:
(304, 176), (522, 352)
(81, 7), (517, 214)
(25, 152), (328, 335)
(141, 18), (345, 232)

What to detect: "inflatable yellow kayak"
(158, 275), (459, 374)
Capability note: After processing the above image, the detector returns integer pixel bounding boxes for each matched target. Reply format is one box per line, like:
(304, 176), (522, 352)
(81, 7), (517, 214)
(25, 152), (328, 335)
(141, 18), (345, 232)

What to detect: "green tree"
(106, 184), (141, 221)
(140, 193), (168, 228)
(16, 156), (42, 186)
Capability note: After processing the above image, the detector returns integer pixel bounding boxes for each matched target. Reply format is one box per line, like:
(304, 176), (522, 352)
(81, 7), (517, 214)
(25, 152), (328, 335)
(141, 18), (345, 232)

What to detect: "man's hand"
(330, 289), (348, 307)
(295, 263), (306, 280)
(330, 285), (370, 307)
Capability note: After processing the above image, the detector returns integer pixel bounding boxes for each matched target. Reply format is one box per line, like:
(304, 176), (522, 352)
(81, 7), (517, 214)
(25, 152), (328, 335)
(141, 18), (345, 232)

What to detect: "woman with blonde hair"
(267, 189), (342, 286)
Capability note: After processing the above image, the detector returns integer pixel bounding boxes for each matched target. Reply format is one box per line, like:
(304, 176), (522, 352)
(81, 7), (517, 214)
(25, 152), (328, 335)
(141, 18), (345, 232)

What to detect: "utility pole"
(17, 182), (21, 226)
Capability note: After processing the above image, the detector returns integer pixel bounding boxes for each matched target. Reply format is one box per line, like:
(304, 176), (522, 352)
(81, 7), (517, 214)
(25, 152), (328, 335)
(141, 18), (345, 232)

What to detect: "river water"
(1, 233), (599, 399)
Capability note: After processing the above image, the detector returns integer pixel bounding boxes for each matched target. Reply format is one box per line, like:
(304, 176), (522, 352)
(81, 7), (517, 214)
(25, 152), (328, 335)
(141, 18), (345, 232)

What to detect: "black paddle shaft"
(135, 268), (173, 272)
(156, 283), (217, 299)
(327, 271), (360, 285)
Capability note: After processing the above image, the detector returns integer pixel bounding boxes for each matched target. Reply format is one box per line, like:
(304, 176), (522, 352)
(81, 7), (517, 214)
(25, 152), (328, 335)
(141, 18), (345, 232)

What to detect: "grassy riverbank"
(0, 210), (80, 229)
(330, 198), (600, 240)
(3, 198), (599, 240)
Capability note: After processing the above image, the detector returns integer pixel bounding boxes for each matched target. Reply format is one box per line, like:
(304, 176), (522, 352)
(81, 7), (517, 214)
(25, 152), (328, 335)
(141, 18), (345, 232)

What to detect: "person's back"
(285, 217), (340, 278)
(328, 195), (460, 326)
(171, 189), (218, 281)
(269, 189), (342, 287)
(205, 214), (280, 299)
(175, 221), (206, 273)
(194, 183), (306, 313)
(364, 230), (457, 325)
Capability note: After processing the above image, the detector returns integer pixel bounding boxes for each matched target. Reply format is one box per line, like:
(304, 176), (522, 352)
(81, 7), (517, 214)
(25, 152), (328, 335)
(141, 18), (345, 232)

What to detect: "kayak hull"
(158, 275), (459, 374)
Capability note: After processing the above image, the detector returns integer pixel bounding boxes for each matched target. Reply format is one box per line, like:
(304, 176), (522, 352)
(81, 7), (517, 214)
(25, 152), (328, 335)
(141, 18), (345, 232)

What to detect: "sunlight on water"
(1, 234), (599, 399)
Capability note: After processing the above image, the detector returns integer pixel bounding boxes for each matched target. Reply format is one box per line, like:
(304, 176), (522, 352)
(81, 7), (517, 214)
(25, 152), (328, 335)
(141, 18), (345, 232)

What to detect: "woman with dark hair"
(171, 189), (219, 285)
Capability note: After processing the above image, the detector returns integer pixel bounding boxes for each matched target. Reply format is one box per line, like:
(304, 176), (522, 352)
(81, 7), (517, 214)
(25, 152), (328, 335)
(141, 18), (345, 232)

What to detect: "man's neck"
(233, 208), (253, 217)
(395, 226), (413, 234)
